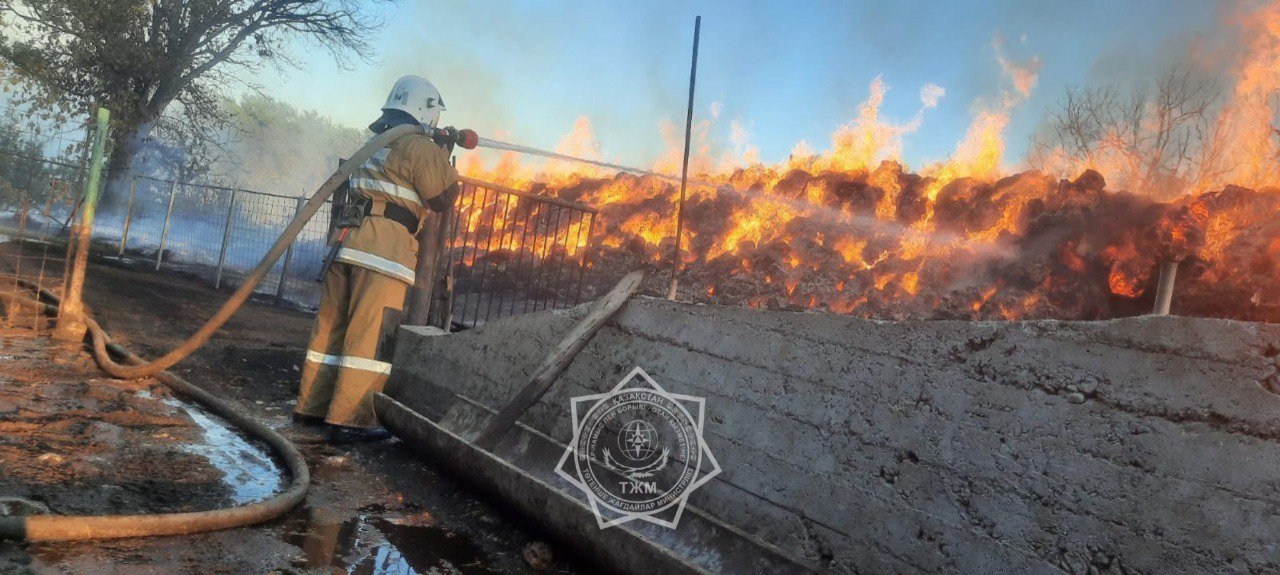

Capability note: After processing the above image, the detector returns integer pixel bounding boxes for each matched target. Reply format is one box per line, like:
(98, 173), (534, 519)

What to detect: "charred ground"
(0, 254), (588, 575)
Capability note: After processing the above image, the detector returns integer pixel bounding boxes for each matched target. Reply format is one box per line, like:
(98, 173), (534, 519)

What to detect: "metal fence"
(99, 175), (329, 309)
(0, 109), (90, 332)
(0, 131), (600, 325)
(444, 177), (599, 326)
(93, 174), (601, 322)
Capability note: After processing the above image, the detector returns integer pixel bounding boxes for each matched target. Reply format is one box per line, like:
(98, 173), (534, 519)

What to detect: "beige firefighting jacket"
(334, 133), (458, 284)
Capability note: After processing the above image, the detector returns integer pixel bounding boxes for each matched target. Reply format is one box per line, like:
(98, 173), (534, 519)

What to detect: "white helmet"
(382, 75), (445, 127)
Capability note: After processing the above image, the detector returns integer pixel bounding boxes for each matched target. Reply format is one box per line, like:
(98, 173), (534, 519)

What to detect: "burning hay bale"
(497, 165), (1280, 323)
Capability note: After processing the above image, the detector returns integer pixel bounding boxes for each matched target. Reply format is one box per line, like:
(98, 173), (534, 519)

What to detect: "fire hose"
(81, 122), (432, 380)
(0, 122), (452, 541)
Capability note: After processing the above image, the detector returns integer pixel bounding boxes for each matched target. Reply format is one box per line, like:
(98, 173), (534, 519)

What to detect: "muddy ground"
(0, 243), (591, 575)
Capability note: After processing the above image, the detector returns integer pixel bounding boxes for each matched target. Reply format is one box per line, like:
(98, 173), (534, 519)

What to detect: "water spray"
(429, 124), (689, 183)
(452, 125), (1010, 256)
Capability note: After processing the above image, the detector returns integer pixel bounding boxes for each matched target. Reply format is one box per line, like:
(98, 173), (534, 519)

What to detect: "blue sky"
(258, 0), (1226, 171)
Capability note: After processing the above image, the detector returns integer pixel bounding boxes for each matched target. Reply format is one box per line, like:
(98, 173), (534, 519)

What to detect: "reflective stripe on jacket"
(339, 133), (458, 284)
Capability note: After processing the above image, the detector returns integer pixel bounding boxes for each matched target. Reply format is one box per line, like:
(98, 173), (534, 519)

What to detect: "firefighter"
(294, 75), (459, 441)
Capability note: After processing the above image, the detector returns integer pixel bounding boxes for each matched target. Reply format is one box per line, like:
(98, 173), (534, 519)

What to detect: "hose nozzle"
(427, 126), (479, 150)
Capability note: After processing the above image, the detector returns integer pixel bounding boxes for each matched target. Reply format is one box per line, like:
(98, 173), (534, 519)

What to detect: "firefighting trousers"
(295, 262), (407, 428)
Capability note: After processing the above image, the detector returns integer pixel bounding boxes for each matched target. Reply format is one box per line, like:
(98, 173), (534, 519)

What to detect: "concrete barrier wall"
(388, 297), (1280, 574)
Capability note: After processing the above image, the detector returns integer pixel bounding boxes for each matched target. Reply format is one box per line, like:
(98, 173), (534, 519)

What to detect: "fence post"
(155, 178), (178, 271)
(53, 107), (110, 342)
(407, 210), (444, 325)
(118, 177), (137, 255)
(427, 209), (456, 328)
(16, 192), (28, 239)
(1152, 260), (1179, 315)
(275, 195), (305, 306)
(409, 157), (456, 325)
(215, 189), (237, 289)
(574, 213), (596, 305)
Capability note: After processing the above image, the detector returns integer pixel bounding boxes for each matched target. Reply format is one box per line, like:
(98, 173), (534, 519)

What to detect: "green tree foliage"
(0, 0), (385, 204)
(0, 110), (82, 210)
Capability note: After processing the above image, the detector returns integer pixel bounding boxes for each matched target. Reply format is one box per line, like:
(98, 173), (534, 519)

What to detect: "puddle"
(137, 389), (284, 504)
(166, 398), (283, 504)
(286, 509), (493, 575)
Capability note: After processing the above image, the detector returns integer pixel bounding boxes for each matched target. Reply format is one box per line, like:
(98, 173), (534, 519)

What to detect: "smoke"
(994, 36), (1041, 99)
(920, 84), (946, 109)
(720, 120), (760, 170)
(205, 94), (365, 198)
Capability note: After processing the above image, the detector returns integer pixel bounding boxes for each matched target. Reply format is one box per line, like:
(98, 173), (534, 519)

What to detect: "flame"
(443, 13), (1280, 323)
(1212, 1), (1280, 189)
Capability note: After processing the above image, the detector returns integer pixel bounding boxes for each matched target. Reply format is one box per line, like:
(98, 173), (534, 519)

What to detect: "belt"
(364, 200), (419, 232)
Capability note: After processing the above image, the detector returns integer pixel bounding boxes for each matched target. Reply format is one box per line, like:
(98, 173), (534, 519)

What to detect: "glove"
(427, 182), (460, 213)
(433, 126), (458, 153)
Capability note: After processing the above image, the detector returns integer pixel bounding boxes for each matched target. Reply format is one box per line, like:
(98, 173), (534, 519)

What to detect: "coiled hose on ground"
(0, 123), (422, 541)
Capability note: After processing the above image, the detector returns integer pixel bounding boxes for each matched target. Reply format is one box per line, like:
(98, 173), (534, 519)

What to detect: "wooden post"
(474, 270), (645, 450)
(408, 157), (458, 325)
(426, 207), (456, 328)
(275, 195), (305, 306)
(118, 178), (137, 255)
(437, 274), (455, 330)
(16, 192), (28, 239)
(53, 107), (110, 342)
(215, 190), (237, 289)
(406, 210), (444, 324)
(155, 178), (178, 271)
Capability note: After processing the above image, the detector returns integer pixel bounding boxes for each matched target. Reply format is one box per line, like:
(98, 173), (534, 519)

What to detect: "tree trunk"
(100, 121), (153, 213)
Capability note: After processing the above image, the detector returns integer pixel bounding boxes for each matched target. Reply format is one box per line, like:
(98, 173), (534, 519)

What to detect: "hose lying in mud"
(0, 123), (422, 541)
(0, 280), (309, 541)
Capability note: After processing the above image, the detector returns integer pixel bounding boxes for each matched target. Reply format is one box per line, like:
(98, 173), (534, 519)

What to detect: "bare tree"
(1031, 66), (1225, 197)
(0, 0), (386, 205)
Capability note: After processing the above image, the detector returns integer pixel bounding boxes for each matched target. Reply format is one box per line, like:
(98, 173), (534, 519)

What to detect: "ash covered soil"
(0, 256), (589, 575)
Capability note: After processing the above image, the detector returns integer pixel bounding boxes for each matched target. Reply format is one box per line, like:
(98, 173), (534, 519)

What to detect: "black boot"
(292, 412), (327, 426)
(327, 425), (393, 443)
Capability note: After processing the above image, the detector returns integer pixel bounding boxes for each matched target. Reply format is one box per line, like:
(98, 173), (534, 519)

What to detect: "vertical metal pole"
(155, 178), (178, 271)
(1152, 260), (1179, 315)
(506, 203), (533, 313)
(462, 187), (492, 323)
(118, 178), (137, 255)
(667, 15), (702, 301)
(215, 189), (237, 289)
(53, 107), (110, 342)
(483, 194), (524, 321)
(275, 195), (305, 306)
(521, 202), (549, 315)
(538, 206), (568, 312)
(469, 188), (503, 325)
(480, 193), (515, 321)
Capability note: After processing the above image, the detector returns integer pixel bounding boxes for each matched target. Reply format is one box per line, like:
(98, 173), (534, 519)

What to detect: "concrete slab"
(385, 297), (1280, 574)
